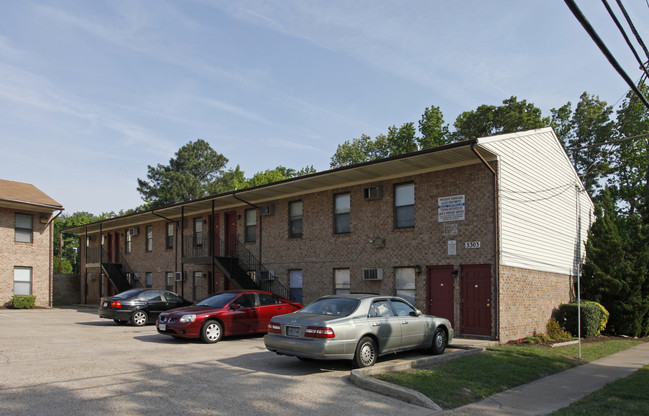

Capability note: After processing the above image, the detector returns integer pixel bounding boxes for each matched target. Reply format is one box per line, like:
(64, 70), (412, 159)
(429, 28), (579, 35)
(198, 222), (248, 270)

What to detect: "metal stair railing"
(182, 234), (291, 300)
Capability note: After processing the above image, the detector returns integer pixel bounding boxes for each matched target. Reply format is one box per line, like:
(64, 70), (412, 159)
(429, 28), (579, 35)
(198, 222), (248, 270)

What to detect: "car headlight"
(179, 314), (196, 323)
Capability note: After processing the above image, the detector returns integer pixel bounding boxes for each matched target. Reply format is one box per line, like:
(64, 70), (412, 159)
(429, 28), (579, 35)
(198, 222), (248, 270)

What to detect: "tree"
(137, 139), (228, 208)
(212, 165), (247, 194)
(581, 190), (649, 336)
(246, 165), (316, 188)
(54, 211), (116, 274)
(452, 96), (550, 141)
(610, 83), (649, 216)
(552, 92), (614, 196)
(418, 105), (450, 148)
(330, 105), (451, 168)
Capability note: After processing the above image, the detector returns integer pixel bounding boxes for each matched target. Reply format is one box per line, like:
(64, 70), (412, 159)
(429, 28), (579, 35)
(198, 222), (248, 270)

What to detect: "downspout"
(181, 207), (185, 299)
(84, 226), (88, 304)
(211, 200), (215, 294)
(99, 223), (103, 300)
(471, 144), (500, 341)
(232, 193), (263, 274)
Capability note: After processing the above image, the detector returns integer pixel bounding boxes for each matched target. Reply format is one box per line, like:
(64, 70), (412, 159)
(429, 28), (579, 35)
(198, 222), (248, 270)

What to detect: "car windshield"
(113, 289), (142, 299)
(298, 297), (359, 317)
(196, 292), (239, 308)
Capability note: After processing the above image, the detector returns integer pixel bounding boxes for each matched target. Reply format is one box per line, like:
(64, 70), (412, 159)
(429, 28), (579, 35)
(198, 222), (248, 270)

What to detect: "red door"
(426, 266), (455, 326)
(461, 264), (492, 336)
(224, 211), (237, 257)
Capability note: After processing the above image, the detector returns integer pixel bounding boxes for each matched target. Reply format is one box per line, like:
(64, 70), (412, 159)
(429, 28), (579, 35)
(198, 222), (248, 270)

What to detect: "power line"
(602, 0), (649, 80)
(615, 0), (649, 64)
(564, 0), (649, 111)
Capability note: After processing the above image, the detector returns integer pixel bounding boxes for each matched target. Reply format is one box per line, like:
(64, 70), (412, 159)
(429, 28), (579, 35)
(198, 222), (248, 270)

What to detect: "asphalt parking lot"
(0, 307), (452, 416)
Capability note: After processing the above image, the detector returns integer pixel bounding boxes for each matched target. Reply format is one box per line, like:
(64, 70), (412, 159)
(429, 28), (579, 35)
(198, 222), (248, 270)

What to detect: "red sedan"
(156, 290), (302, 343)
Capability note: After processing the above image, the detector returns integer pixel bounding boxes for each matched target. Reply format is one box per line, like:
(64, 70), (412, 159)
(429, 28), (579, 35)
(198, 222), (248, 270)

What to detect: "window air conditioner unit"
(129, 227), (140, 236)
(259, 204), (275, 216)
(363, 186), (383, 200)
(363, 268), (383, 280)
(175, 271), (187, 282)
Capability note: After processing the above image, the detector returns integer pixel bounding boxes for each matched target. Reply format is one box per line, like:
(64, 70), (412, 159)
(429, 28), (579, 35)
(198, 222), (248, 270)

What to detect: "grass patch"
(375, 339), (642, 410)
(549, 364), (649, 415)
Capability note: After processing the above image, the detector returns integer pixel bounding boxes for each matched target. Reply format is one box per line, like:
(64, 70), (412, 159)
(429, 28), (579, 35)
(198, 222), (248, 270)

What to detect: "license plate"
(159, 323), (166, 331)
(286, 326), (300, 337)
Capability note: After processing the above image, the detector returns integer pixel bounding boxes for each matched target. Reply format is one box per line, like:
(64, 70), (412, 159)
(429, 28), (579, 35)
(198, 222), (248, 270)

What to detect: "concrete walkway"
(351, 340), (649, 415)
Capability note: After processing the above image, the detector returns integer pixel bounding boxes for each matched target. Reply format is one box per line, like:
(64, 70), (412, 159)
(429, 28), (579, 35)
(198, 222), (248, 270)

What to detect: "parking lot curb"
(349, 347), (485, 410)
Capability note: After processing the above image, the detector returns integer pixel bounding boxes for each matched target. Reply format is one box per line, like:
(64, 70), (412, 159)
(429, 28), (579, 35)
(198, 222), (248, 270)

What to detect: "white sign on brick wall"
(438, 195), (465, 222)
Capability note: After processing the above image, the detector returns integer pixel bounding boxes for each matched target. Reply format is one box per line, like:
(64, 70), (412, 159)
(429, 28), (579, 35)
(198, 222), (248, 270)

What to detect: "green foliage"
(330, 105), (451, 168)
(581, 189), (649, 337)
(552, 92), (614, 195)
(555, 302), (608, 337)
(137, 139), (228, 208)
(245, 165), (316, 188)
(546, 318), (574, 341)
(11, 296), (36, 309)
(452, 96), (550, 141)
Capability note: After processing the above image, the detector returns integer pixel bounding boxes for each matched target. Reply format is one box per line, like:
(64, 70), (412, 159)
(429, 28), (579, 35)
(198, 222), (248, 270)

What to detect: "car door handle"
(402, 321), (409, 324)
(371, 323), (381, 327)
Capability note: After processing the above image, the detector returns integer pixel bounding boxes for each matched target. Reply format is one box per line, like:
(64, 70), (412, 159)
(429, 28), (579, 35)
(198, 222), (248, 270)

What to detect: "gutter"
(471, 144), (500, 341)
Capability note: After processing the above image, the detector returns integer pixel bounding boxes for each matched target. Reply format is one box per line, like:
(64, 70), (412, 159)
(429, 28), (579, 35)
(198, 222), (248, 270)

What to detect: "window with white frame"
(289, 201), (303, 238)
(395, 267), (416, 306)
(145, 226), (153, 252)
(14, 267), (32, 296)
(394, 183), (415, 229)
(125, 230), (132, 254)
(245, 209), (256, 243)
(334, 269), (350, 294)
(289, 270), (303, 304)
(194, 218), (203, 247)
(334, 193), (350, 234)
(15, 214), (33, 243)
(165, 272), (174, 291)
(145, 272), (153, 288)
(166, 223), (174, 250)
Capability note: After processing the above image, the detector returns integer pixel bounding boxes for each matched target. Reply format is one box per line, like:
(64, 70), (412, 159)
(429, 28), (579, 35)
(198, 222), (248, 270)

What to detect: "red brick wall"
(498, 265), (573, 342)
(0, 207), (54, 307)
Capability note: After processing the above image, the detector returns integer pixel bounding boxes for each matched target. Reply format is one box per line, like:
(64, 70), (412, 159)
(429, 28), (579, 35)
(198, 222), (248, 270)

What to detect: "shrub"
(11, 295), (36, 309)
(555, 301), (607, 337)
(546, 318), (573, 341)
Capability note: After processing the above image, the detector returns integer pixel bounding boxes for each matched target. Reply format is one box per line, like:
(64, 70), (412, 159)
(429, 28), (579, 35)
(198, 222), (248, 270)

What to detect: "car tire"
(113, 319), (128, 325)
(201, 320), (223, 343)
(353, 336), (377, 368)
(131, 310), (148, 326)
(431, 327), (448, 355)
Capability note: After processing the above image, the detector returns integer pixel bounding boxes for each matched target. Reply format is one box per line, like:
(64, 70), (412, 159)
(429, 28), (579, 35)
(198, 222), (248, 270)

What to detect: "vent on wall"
(363, 186), (383, 200)
(363, 268), (384, 280)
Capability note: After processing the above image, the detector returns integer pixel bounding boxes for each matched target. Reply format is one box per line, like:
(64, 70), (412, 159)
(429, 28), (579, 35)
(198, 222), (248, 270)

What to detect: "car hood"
(163, 305), (224, 316)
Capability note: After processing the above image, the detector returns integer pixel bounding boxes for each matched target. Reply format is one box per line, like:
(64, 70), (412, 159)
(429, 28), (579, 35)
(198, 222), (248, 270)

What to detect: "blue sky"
(1, 1), (648, 215)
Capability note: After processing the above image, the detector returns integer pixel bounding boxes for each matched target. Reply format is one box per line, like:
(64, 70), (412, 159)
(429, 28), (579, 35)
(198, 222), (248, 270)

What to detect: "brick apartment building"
(0, 179), (64, 308)
(66, 128), (593, 342)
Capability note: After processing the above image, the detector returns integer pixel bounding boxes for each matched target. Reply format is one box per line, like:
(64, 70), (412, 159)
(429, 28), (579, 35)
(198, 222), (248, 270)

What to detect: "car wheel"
(113, 319), (128, 325)
(431, 327), (448, 355)
(131, 310), (148, 326)
(353, 336), (377, 368)
(201, 320), (223, 343)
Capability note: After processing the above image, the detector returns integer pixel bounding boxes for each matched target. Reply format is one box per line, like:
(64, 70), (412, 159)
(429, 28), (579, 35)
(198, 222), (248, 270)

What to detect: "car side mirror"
(230, 304), (241, 310)
(410, 310), (422, 317)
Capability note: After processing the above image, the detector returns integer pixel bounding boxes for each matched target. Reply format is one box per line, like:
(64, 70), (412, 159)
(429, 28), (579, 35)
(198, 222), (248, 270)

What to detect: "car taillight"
(305, 326), (335, 339)
(110, 301), (121, 309)
(267, 323), (281, 334)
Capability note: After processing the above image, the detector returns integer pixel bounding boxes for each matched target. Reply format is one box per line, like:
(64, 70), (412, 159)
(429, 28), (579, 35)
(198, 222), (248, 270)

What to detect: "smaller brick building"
(67, 128), (593, 342)
(0, 180), (64, 308)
